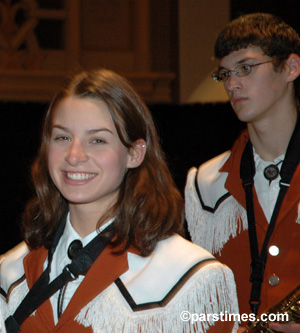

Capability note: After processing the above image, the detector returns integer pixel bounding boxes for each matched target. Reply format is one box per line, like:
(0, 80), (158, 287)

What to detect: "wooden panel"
(81, 0), (133, 50)
(0, 0), (175, 103)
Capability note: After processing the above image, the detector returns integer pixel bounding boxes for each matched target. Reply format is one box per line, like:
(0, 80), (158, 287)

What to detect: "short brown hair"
(214, 13), (300, 101)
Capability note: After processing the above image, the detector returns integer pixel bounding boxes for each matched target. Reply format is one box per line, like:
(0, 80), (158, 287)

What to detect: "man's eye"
(220, 71), (230, 79)
(240, 64), (251, 72)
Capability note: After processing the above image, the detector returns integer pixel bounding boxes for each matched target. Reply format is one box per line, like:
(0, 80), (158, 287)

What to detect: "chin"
(234, 109), (256, 123)
(62, 194), (92, 205)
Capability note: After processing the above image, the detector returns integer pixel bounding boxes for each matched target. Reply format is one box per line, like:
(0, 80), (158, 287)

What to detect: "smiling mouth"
(66, 172), (97, 180)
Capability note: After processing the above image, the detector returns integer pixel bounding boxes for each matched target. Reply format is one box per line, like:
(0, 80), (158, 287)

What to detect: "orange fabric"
(217, 130), (300, 317)
(20, 245), (129, 332)
(15, 240), (235, 332)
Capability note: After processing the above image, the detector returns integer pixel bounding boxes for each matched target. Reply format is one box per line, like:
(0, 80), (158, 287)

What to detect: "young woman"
(0, 69), (238, 332)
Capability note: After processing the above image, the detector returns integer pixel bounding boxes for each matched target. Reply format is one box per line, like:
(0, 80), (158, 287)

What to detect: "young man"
(185, 13), (300, 332)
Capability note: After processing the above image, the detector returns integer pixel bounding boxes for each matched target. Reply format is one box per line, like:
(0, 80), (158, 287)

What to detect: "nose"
(65, 139), (88, 165)
(225, 72), (242, 93)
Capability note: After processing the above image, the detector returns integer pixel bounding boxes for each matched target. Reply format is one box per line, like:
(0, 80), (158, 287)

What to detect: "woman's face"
(48, 96), (135, 212)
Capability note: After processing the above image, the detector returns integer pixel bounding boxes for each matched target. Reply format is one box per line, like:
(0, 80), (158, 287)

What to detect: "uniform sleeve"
(185, 154), (247, 255)
(0, 294), (7, 333)
(172, 261), (239, 333)
(0, 242), (29, 295)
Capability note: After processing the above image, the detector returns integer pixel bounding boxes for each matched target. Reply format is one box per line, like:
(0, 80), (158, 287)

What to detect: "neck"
(68, 203), (111, 238)
(248, 108), (298, 161)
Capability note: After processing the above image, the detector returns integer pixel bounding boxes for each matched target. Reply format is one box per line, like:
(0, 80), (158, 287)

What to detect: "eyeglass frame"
(212, 60), (274, 82)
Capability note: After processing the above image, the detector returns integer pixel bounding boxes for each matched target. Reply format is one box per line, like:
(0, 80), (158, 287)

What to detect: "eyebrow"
(52, 125), (113, 134)
(218, 57), (261, 71)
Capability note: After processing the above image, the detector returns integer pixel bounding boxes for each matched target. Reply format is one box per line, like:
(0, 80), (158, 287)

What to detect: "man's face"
(219, 46), (289, 125)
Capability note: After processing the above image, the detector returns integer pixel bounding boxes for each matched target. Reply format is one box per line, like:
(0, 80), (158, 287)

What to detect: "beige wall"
(178, 0), (230, 103)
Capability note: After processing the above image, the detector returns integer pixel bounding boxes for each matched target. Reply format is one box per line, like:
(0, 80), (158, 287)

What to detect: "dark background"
(0, 101), (242, 253)
(231, 0), (300, 34)
(2, 0), (300, 253)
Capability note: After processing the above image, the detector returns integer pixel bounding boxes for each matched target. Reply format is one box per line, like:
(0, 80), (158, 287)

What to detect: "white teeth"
(67, 173), (96, 180)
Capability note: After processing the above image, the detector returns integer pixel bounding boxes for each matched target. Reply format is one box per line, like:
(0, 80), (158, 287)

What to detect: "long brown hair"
(22, 69), (184, 256)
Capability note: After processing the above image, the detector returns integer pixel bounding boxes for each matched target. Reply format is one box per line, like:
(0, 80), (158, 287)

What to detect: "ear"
(127, 139), (147, 169)
(285, 54), (300, 83)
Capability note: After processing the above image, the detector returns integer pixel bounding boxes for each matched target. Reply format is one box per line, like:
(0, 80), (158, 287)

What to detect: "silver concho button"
(269, 275), (280, 286)
(264, 164), (279, 181)
(269, 245), (279, 256)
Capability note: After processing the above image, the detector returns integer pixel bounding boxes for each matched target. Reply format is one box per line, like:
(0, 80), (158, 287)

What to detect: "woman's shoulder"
(121, 235), (236, 303)
(125, 233), (230, 276)
(0, 242), (30, 294)
(114, 235), (239, 332)
(153, 234), (216, 266)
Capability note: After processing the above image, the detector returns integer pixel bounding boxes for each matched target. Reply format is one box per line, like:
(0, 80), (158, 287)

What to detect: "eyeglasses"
(212, 60), (273, 82)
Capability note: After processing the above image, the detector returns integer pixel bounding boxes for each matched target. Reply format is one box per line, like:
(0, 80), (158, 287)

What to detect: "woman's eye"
(92, 138), (104, 144)
(55, 136), (70, 141)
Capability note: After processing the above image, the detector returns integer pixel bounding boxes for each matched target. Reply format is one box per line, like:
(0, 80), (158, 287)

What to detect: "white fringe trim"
(7, 279), (29, 315)
(296, 201), (300, 224)
(185, 168), (247, 255)
(0, 295), (8, 333)
(75, 263), (239, 333)
(6, 279), (36, 319)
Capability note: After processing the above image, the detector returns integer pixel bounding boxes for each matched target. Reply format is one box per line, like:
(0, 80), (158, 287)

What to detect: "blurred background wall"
(0, 0), (299, 252)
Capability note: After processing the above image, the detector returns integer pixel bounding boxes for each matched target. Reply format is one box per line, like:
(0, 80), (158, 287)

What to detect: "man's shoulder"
(0, 242), (29, 294)
(198, 150), (231, 183)
(186, 150), (231, 210)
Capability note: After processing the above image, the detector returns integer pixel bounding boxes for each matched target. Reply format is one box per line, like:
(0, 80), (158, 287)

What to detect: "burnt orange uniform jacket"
(0, 235), (238, 332)
(186, 130), (300, 318)
(18, 245), (127, 332)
